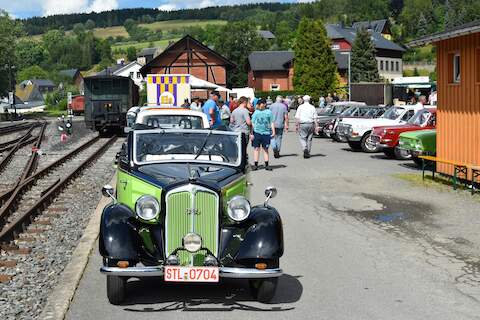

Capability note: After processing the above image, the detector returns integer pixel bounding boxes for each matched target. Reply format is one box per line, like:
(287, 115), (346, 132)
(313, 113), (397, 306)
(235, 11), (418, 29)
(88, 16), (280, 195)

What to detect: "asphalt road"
(66, 127), (480, 320)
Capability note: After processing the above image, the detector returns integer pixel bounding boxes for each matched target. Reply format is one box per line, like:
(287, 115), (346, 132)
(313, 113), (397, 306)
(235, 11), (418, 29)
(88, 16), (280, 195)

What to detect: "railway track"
(0, 136), (116, 250)
(0, 122), (40, 135)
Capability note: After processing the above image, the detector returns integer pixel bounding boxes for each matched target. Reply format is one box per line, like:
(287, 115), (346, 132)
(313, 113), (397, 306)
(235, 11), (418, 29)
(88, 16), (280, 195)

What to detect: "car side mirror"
(102, 185), (116, 203)
(264, 186), (277, 206)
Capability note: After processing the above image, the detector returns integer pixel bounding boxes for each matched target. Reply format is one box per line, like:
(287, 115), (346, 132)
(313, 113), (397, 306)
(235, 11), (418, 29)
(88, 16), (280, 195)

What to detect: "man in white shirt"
(295, 95), (319, 158)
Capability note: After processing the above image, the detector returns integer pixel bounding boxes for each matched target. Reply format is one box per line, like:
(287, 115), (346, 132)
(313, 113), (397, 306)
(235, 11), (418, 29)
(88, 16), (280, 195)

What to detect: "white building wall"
(113, 62), (144, 90)
(376, 57), (403, 82)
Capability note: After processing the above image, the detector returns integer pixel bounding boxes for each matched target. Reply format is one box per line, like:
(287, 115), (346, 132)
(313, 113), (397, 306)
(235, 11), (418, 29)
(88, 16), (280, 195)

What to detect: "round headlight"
(183, 233), (202, 253)
(227, 196), (251, 222)
(135, 195), (160, 221)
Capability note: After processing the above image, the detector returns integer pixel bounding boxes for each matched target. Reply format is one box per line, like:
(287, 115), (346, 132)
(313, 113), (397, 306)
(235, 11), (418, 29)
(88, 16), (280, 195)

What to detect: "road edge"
(39, 175), (116, 320)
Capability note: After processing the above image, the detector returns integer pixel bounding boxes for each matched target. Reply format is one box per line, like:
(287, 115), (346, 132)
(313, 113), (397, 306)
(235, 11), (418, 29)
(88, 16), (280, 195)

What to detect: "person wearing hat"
(202, 91), (223, 129)
(295, 95), (319, 158)
(251, 98), (276, 171)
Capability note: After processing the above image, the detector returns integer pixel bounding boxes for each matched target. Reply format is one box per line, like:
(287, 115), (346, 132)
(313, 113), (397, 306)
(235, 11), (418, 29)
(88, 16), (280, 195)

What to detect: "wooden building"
(248, 51), (294, 92)
(409, 20), (480, 177)
(140, 35), (235, 94)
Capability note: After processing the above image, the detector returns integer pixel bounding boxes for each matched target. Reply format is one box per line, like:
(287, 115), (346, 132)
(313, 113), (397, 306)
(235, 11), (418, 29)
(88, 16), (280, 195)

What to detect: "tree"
(73, 23), (85, 35)
(293, 18), (338, 99)
(275, 21), (294, 50)
(0, 11), (23, 95)
(350, 28), (380, 83)
(17, 65), (49, 82)
(417, 13), (428, 36)
(124, 18), (136, 32)
(126, 46), (137, 61)
(213, 21), (269, 87)
(344, 0), (389, 23)
(85, 19), (95, 30)
(16, 40), (46, 70)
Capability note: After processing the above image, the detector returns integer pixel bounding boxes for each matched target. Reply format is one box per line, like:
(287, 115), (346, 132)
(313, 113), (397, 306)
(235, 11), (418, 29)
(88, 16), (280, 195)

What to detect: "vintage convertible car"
(398, 129), (437, 166)
(126, 106), (209, 129)
(369, 108), (436, 160)
(99, 129), (284, 305)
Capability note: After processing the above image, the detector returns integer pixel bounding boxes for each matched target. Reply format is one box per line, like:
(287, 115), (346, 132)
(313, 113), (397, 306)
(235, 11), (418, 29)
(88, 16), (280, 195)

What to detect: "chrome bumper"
(100, 266), (283, 279)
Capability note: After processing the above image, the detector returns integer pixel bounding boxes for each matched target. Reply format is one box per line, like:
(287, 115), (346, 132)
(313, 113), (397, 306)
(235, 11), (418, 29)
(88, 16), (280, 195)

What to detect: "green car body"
(99, 129), (283, 305)
(398, 129), (436, 165)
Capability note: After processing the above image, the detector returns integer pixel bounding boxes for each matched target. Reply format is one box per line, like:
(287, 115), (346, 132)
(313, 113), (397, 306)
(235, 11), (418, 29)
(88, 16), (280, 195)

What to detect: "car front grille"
(165, 185), (219, 266)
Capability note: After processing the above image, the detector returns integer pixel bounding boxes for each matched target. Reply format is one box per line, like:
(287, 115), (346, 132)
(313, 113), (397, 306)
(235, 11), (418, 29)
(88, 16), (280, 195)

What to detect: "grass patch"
(394, 172), (478, 197)
(139, 19), (226, 32)
(92, 26), (129, 39)
(112, 38), (180, 51)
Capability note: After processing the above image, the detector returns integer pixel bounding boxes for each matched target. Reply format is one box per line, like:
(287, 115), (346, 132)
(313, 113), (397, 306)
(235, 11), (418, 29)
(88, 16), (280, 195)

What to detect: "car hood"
(341, 118), (401, 129)
(400, 129), (436, 139)
(372, 124), (421, 136)
(137, 163), (240, 189)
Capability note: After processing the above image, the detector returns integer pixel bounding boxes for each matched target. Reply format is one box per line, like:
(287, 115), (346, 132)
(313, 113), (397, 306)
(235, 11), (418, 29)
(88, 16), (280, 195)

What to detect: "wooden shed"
(140, 35), (235, 93)
(410, 21), (480, 178)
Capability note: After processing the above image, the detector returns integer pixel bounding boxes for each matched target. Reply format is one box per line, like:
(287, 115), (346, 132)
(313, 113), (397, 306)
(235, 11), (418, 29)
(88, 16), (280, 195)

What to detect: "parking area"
(66, 120), (480, 320)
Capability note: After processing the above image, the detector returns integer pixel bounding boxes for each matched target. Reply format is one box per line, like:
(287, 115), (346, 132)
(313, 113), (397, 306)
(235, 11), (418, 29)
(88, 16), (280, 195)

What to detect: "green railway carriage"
(99, 129), (284, 305)
(84, 75), (139, 132)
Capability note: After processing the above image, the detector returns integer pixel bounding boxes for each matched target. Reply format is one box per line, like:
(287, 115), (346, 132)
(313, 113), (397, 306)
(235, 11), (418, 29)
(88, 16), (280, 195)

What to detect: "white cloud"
(87, 0), (119, 13)
(157, 0), (284, 11)
(41, 0), (118, 16)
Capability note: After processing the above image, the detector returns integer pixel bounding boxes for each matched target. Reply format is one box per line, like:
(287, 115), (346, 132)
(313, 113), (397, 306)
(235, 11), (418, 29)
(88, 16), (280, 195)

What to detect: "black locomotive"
(84, 75), (139, 132)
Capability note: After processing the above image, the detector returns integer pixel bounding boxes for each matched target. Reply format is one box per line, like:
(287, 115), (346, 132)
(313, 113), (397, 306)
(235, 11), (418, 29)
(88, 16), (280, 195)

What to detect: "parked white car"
(337, 104), (426, 152)
(127, 107), (210, 130)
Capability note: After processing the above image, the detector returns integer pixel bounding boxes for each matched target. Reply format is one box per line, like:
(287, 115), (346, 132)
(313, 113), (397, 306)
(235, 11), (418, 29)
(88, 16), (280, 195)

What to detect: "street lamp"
(340, 51), (351, 101)
(4, 63), (16, 118)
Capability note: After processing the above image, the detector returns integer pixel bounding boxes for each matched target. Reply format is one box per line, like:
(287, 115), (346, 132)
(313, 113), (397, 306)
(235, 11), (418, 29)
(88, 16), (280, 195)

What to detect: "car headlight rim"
(227, 195), (251, 222)
(135, 195), (160, 221)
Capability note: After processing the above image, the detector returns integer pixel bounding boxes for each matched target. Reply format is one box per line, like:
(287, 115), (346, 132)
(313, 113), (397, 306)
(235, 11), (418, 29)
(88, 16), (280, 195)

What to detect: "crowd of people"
(182, 91), (318, 171)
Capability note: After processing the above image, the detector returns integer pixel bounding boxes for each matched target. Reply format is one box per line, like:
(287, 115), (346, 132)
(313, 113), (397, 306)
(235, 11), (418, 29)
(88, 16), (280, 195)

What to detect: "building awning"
(190, 76), (229, 92)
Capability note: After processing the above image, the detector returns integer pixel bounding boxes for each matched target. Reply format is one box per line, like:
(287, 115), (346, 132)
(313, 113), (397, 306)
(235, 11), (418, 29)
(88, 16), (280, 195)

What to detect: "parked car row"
(319, 104), (437, 166)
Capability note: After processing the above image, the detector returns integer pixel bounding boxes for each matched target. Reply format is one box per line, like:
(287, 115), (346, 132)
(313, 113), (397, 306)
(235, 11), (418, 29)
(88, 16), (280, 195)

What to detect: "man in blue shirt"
(202, 91), (223, 129)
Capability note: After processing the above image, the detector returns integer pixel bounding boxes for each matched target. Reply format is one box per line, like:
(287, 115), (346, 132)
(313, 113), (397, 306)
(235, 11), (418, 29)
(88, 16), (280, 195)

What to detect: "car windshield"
(134, 130), (241, 166)
(382, 106), (405, 120)
(140, 115), (205, 129)
(408, 109), (431, 125)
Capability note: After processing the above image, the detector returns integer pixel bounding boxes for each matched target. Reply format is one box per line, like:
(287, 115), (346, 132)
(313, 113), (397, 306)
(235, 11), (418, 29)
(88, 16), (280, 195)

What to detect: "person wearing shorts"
(251, 99), (275, 171)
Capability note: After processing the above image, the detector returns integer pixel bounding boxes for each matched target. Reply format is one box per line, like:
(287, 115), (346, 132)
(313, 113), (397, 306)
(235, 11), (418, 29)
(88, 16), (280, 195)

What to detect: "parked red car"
(369, 107), (436, 159)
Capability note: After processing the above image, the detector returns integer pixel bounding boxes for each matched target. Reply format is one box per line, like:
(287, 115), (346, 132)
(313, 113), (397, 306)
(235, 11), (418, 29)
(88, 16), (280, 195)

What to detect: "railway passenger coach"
(84, 75), (139, 132)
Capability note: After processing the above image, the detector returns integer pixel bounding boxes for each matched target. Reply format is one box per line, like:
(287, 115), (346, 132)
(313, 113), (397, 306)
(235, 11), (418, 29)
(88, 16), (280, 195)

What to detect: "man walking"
(202, 91), (222, 129)
(230, 96), (251, 157)
(295, 95), (319, 159)
(269, 96), (289, 158)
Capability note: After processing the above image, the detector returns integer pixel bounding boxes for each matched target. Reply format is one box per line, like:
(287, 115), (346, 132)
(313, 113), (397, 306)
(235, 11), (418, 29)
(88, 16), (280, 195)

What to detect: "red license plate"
(164, 266), (219, 282)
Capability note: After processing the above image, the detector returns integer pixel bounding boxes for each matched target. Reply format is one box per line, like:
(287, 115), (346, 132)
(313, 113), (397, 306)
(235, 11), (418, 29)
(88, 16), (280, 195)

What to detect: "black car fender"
(99, 203), (140, 261)
(234, 205), (284, 261)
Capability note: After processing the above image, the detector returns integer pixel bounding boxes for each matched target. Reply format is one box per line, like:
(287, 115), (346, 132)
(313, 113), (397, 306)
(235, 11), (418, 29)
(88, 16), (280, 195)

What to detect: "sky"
(0, 0), (310, 19)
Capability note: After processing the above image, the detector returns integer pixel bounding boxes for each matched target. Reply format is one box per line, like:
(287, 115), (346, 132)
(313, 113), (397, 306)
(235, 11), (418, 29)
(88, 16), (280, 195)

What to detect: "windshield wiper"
(194, 130), (212, 160)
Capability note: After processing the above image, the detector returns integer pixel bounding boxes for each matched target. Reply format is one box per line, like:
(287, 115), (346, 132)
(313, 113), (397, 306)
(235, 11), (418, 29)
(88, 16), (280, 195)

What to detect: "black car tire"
(107, 275), (126, 305)
(361, 133), (380, 153)
(249, 278), (278, 303)
(348, 141), (362, 151)
(332, 133), (342, 142)
(383, 148), (396, 159)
